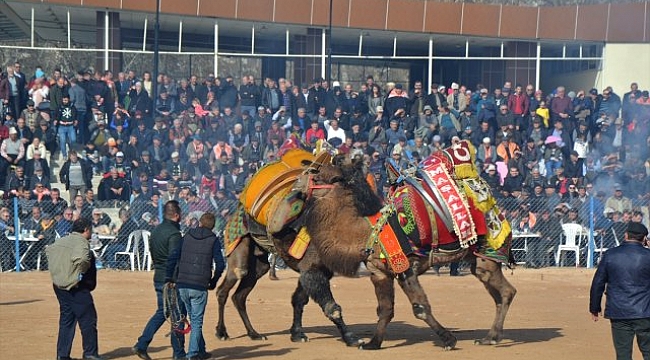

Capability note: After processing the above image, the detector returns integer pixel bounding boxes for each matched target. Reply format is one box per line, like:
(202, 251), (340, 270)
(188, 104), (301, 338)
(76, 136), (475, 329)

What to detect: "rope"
(162, 283), (191, 337)
(364, 203), (395, 255)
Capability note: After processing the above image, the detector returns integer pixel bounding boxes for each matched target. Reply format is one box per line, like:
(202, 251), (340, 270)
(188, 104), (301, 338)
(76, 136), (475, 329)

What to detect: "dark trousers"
(611, 318), (650, 360)
(53, 285), (99, 358)
(135, 282), (186, 358)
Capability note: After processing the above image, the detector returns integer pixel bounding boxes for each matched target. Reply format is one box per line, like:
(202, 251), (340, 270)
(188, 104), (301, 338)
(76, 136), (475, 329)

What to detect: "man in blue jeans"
(56, 95), (77, 159)
(167, 212), (225, 360)
(133, 201), (186, 360)
(590, 222), (650, 360)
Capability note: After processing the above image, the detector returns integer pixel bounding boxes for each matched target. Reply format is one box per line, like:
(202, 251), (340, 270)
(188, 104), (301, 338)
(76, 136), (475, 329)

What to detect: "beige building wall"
(600, 43), (650, 94)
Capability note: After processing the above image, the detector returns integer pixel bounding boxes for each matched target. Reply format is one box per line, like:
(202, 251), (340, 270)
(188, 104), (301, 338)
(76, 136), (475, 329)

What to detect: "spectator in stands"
(72, 194), (92, 221)
(29, 211), (57, 270)
(104, 168), (127, 201)
(90, 208), (114, 235)
(0, 127), (25, 186)
(32, 180), (52, 203)
(25, 136), (47, 162)
(25, 147), (50, 182)
(44, 188), (67, 218)
(22, 205), (42, 232)
(605, 184), (633, 213)
(5, 166), (26, 197)
(103, 208), (137, 269)
(0, 207), (15, 270)
(59, 150), (93, 202)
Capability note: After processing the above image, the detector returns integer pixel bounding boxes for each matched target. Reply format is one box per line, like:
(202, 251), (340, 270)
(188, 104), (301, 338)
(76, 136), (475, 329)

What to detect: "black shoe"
(57, 357), (73, 360)
(83, 356), (104, 360)
(199, 352), (213, 359)
(132, 346), (152, 360)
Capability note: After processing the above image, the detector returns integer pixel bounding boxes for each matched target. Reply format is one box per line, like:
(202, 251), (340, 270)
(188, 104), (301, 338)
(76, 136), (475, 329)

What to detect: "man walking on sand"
(590, 222), (650, 360)
(133, 200), (186, 360)
(167, 213), (225, 360)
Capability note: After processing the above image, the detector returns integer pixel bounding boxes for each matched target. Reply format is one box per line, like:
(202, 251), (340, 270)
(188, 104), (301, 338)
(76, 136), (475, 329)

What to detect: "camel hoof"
(439, 331), (457, 350)
(215, 327), (229, 341)
(343, 332), (363, 347)
(474, 338), (498, 345)
(248, 333), (268, 341)
(358, 341), (381, 350)
(291, 332), (309, 343)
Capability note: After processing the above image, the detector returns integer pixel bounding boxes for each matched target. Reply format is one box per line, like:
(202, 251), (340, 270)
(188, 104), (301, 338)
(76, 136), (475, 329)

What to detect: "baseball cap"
(116, 151), (124, 157)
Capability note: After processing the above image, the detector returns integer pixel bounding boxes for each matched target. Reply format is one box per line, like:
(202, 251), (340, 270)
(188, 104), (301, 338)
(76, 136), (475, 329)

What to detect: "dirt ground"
(0, 266), (641, 360)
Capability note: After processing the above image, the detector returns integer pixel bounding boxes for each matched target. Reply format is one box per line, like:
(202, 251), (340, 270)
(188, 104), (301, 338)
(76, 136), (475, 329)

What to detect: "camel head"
(293, 161), (344, 199)
(295, 156), (383, 217)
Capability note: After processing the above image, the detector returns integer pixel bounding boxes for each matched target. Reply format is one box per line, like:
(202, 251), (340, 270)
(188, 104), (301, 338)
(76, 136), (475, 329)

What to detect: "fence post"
(587, 195), (595, 268)
(158, 198), (163, 223)
(13, 196), (20, 272)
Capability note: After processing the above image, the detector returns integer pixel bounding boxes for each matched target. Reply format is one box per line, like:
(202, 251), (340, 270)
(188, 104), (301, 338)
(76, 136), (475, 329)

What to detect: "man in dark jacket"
(166, 213), (224, 360)
(59, 150), (93, 202)
(133, 201), (186, 360)
(590, 222), (650, 360)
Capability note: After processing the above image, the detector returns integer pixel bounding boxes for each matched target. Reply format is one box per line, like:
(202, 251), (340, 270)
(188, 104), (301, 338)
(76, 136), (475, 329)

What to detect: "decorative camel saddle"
(224, 148), (330, 258)
(372, 140), (512, 274)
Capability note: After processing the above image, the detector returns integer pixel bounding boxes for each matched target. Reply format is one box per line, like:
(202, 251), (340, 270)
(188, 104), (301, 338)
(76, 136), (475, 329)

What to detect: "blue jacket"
(590, 241), (650, 320)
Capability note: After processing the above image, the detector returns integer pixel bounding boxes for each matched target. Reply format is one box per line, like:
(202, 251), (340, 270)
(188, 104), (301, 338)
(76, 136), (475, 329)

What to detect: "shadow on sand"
(209, 344), (295, 359)
(100, 346), (169, 359)
(0, 299), (43, 306)
(257, 321), (563, 349)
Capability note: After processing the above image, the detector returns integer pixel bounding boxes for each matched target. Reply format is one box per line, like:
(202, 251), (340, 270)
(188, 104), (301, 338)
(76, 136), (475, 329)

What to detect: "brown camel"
(216, 159), (380, 347)
(217, 159), (516, 350)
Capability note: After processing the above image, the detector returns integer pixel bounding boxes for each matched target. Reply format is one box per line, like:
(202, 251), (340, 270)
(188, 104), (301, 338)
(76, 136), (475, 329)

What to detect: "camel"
(216, 157), (516, 350)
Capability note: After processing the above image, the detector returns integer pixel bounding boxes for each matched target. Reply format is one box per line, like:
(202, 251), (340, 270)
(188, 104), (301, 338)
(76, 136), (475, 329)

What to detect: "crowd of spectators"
(1, 60), (649, 270)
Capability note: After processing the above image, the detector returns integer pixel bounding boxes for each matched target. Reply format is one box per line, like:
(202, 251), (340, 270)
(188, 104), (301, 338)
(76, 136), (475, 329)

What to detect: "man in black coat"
(590, 222), (650, 360)
(59, 150), (93, 202)
(166, 213), (224, 360)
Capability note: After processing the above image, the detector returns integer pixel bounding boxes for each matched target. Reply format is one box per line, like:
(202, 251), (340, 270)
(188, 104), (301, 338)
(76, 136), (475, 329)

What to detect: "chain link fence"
(0, 194), (239, 272)
(4, 188), (636, 273)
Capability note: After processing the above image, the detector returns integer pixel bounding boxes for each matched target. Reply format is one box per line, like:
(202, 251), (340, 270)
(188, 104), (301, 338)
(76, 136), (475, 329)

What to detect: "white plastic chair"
(115, 231), (139, 271)
(139, 231), (152, 271)
(594, 227), (617, 262)
(555, 223), (584, 267)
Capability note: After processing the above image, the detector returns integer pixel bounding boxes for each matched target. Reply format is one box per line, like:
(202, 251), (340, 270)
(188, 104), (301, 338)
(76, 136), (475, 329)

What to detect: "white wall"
(600, 43), (650, 94)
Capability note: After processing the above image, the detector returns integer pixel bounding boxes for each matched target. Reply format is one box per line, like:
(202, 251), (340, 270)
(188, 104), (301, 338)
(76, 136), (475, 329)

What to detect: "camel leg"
(215, 236), (254, 341)
(358, 260), (395, 350)
(299, 268), (361, 347)
(268, 254), (279, 280)
(395, 265), (457, 350)
(215, 265), (239, 340)
(230, 254), (271, 340)
(289, 280), (310, 342)
(471, 257), (517, 345)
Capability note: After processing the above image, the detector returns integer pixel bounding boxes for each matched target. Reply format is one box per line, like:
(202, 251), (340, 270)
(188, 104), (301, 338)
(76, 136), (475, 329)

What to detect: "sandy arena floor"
(0, 267), (640, 360)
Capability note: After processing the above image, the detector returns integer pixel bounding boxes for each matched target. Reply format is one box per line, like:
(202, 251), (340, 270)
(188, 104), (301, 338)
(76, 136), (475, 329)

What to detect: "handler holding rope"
(167, 213), (225, 360)
(133, 201), (186, 360)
